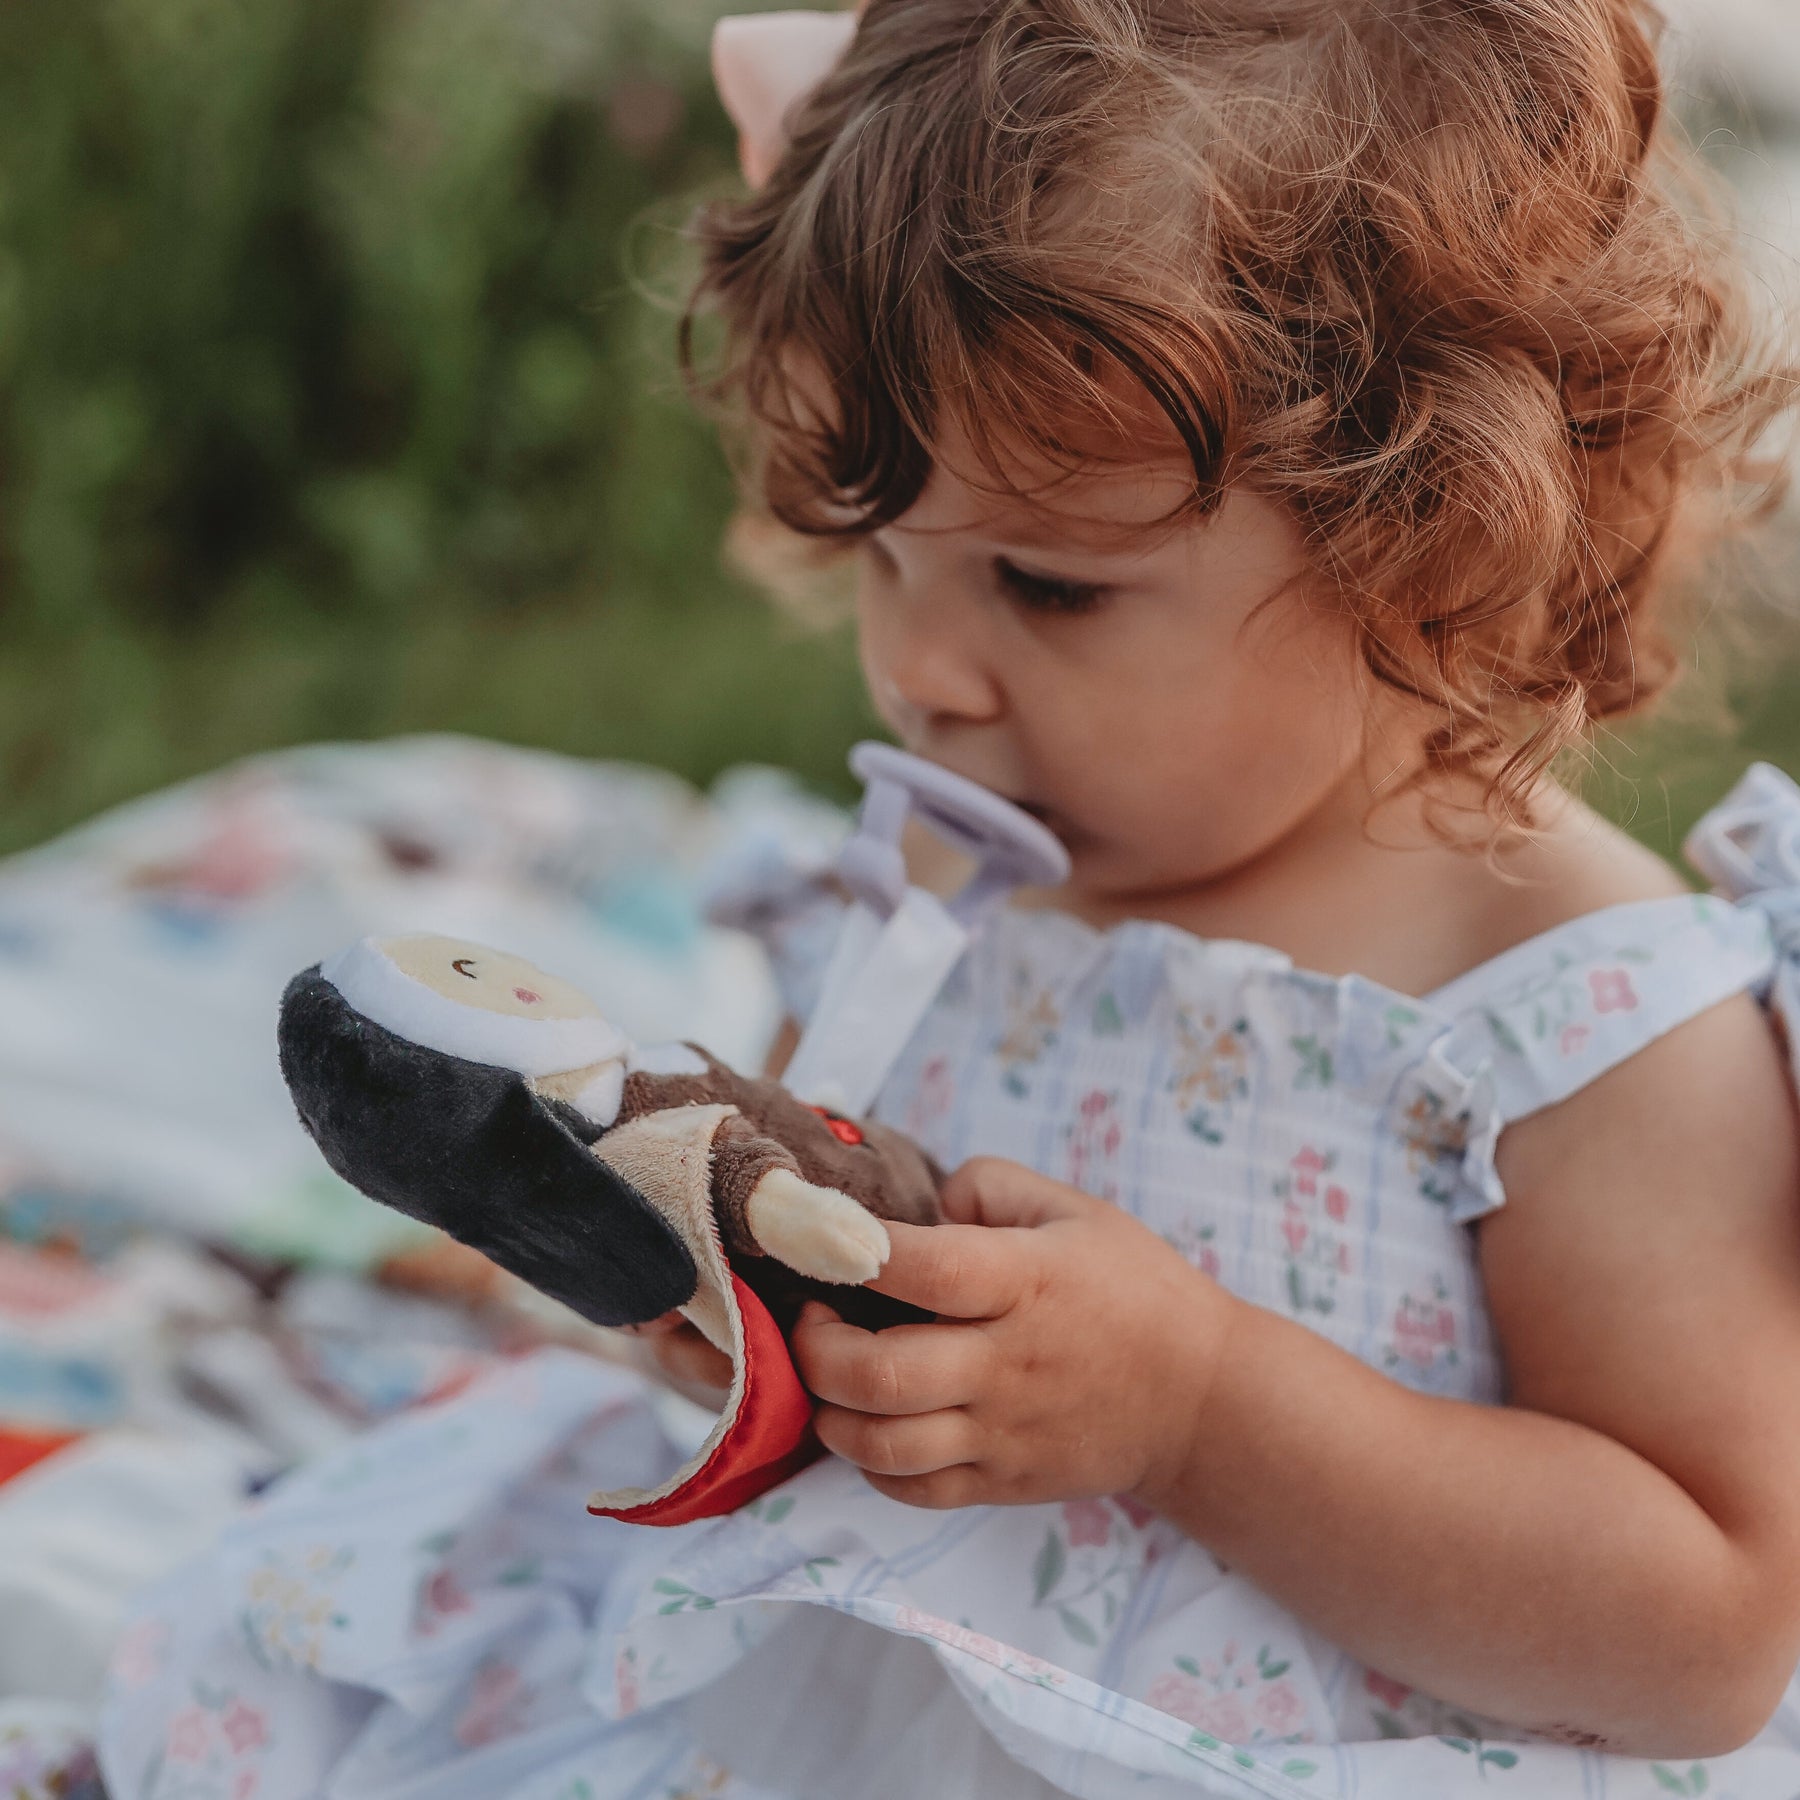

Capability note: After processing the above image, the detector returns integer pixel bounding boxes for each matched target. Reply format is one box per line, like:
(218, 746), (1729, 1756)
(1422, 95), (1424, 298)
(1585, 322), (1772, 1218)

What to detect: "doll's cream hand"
(746, 1167), (890, 1285)
(792, 1158), (1240, 1510)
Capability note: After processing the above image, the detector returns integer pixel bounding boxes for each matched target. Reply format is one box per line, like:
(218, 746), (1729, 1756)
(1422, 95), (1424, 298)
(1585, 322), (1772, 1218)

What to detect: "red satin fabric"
(589, 1272), (822, 1525)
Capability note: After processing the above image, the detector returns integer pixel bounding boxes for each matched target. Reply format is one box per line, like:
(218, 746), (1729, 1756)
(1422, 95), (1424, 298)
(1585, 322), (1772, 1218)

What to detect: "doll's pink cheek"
(514, 987), (542, 1005)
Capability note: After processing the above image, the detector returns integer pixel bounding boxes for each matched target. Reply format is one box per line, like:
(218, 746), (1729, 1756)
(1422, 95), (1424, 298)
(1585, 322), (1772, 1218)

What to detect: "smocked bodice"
(852, 764), (1800, 1408)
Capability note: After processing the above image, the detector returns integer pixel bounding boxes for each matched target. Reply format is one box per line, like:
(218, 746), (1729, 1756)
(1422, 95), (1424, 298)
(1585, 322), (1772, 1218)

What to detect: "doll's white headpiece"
(319, 937), (629, 1078)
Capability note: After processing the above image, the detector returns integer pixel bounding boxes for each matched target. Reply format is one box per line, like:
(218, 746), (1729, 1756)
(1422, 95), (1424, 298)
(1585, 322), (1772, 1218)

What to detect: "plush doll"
(280, 744), (1069, 1523)
(278, 932), (945, 1523)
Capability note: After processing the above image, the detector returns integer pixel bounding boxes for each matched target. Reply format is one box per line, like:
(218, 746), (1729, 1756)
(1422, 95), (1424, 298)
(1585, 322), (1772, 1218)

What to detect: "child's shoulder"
(1474, 776), (1796, 1222)
(1272, 785), (1697, 1000)
(1455, 786), (1694, 974)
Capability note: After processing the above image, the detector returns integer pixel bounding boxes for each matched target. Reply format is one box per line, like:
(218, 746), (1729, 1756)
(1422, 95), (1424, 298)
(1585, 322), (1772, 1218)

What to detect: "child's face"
(854, 435), (1390, 907)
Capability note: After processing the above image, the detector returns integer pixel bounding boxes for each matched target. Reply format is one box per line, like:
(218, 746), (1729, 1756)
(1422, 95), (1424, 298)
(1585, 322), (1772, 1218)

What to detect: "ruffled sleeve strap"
(1685, 760), (1800, 1088)
(1399, 877), (1780, 1226)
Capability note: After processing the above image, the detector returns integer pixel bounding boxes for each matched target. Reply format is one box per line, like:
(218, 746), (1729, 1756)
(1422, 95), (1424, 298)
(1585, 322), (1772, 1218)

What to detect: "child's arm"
(792, 992), (1800, 1756)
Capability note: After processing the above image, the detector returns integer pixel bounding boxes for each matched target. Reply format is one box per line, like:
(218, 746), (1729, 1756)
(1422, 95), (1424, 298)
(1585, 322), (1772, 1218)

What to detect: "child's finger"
(812, 1402), (978, 1479)
(859, 1219), (1032, 1319)
(793, 1309), (989, 1416)
(860, 1464), (984, 1513)
(623, 1310), (689, 1337)
(938, 1156), (1099, 1230)
(645, 1324), (734, 1395)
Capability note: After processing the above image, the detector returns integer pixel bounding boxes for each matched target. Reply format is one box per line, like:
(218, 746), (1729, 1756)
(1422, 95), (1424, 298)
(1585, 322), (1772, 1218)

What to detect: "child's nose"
(863, 589), (1005, 735)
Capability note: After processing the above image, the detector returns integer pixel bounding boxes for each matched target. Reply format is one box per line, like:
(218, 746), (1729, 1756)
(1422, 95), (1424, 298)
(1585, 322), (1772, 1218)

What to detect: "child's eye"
(993, 556), (1111, 616)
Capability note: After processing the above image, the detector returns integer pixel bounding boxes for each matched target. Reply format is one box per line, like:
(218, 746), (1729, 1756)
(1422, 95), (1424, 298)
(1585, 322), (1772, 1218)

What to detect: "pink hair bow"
(712, 10), (860, 189)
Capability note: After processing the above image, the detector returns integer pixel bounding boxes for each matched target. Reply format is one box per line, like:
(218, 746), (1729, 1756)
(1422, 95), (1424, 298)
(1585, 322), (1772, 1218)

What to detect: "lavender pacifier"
(782, 744), (1071, 1114)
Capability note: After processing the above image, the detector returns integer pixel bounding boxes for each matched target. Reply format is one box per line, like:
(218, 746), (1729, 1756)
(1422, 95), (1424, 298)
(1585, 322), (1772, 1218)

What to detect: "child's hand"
(623, 1313), (734, 1410)
(792, 1158), (1240, 1510)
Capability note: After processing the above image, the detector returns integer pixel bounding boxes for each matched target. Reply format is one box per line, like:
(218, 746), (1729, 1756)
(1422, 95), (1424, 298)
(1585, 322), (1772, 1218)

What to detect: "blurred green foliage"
(0, 0), (1793, 860)
(0, 0), (877, 852)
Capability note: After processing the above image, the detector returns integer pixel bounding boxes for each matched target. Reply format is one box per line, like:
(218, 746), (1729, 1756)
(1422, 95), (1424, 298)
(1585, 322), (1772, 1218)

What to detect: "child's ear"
(710, 11), (858, 189)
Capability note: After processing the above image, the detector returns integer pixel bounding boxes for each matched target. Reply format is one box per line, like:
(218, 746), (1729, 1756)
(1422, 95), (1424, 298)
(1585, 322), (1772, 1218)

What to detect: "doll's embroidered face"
(383, 936), (602, 1023)
(317, 936), (630, 1081)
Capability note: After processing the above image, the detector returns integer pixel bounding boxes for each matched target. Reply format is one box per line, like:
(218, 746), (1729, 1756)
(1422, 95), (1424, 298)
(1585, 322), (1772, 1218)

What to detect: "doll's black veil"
(278, 967), (697, 1326)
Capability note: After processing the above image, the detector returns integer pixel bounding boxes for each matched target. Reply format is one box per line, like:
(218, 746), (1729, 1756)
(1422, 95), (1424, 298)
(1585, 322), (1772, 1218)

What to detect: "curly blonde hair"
(685, 0), (1796, 816)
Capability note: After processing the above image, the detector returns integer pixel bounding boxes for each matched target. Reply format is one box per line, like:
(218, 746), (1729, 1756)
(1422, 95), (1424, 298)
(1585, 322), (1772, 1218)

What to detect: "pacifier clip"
(783, 743), (1070, 1114)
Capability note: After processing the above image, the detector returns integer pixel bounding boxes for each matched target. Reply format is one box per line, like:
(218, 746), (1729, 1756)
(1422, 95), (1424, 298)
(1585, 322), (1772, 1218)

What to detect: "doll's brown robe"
(610, 1048), (945, 1328)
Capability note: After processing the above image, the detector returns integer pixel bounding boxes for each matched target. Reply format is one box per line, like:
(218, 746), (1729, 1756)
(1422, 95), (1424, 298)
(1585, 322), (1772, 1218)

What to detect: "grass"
(1, 0), (1793, 865)
(3, 571), (1798, 867)
(0, 578), (881, 857)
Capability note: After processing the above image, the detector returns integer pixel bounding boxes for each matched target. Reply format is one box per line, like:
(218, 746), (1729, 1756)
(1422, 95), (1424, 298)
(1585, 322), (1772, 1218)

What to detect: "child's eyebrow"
(886, 521), (1138, 565)
(982, 525), (1168, 566)
(979, 486), (1194, 554)
(986, 539), (1133, 570)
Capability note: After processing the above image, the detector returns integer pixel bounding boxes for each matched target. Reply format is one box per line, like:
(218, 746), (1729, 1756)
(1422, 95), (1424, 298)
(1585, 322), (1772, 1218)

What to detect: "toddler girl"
(99, 3), (1800, 1797)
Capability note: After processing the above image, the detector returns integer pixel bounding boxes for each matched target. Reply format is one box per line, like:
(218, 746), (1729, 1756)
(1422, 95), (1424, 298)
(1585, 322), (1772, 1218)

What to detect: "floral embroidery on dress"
(1587, 968), (1640, 1014)
(1162, 1216), (1222, 1280)
(154, 1682), (273, 1799)
(413, 1538), (475, 1637)
(1147, 1641), (1316, 1748)
(995, 964), (1061, 1098)
(1398, 1089), (1470, 1209)
(614, 1644), (641, 1718)
(1289, 1035), (1335, 1090)
(112, 1616), (172, 1691)
(1065, 1089), (1126, 1201)
(1384, 1277), (1461, 1390)
(454, 1657), (532, 1748)
(238, 1544), (354, 1670)
(648, 1575), (719, 1615)
(409, 1524), (541, 1639)
(1383, 1002), (1426, 1049)
(740, 1492), (795, 1526)
(1028, 1502), (1143, 1645)
(1478, 946), (1655, 1058)
(1169, 1009), (1252, 1144)
(904, 1053), (955, 1137)
(890, 1606), (1070, 1689)
(1273, 1146), (1353, 1316)
(1648, 1764), (1724, 1797)
(1358, 1669), (1528, 1764)
(661, 1756), (733, 1800)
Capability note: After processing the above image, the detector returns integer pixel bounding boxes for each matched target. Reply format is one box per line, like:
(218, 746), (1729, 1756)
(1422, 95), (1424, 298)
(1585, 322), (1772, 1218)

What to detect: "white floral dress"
(97, 766), (1800, 1800)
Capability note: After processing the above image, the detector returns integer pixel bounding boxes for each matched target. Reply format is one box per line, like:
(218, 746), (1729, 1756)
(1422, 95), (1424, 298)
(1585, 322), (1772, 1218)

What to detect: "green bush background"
(0, 0), (1794, 858)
